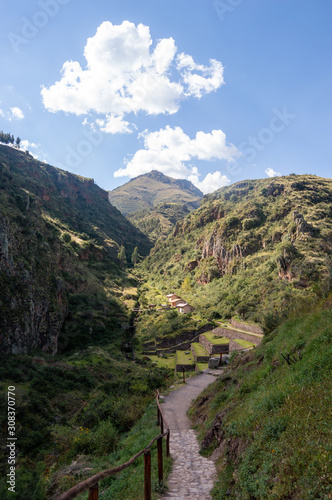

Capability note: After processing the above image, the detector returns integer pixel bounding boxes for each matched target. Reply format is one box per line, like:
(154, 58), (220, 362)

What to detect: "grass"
(203, 333), (229, 345)
(222, 324), (264, 338)
(190, 307), (332, 499)
(175, 350), (195, 365)
(192, 342), (210, 356)
(197, 362), (209, 371)
(61, 402), (173, 500)
(146, 355), (175, 369)
(233, 339), (255, 348)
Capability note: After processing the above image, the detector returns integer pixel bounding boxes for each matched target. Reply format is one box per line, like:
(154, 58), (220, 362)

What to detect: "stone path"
(160, 369), (224, 499)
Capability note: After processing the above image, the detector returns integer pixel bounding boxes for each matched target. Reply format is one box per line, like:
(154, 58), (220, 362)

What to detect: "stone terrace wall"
(213, 327), (262, 346)
(143, 323), (214, 354)
(199, 334), (229, 354)
(229, 339), (253, 352)
(231, 318), (263, 335)
(191, 344), (210, 362)
(175, 363), (196, 373)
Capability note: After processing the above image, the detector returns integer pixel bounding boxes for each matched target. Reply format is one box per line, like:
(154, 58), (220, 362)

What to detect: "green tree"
(181, 275), (192, 293)
(16, 137), (21, 148)
(117, 245), (126, 265)
(131, 246), (139, 265)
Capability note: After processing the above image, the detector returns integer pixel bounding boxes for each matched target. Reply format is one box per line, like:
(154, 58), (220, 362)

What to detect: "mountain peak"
(109, 170), (203, 215)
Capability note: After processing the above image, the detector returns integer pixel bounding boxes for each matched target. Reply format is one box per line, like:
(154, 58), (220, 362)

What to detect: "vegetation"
(108, 169), (202, 216)
(175, 350), (195, 365)
(0, 349), (173, 498)
(0, 144), (152, 354)
(190, 305), (332, 500)
(139, 175), (332, 327)
(0, 131), (21, 147)
(1, 147), (331, 500)
(128, 202), (192, 242)
(203, 333), (229, 345)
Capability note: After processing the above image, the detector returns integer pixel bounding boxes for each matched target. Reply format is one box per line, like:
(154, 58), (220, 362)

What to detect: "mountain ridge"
(108, 170), (203, 216)
(0, 144), (151, 354)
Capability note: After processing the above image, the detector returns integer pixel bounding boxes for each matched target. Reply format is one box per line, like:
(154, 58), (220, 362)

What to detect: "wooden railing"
(54, 390), (170, 500)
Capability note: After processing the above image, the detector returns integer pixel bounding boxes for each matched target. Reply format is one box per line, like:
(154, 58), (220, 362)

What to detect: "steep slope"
(108, 170), (203, 215)
(140, 175), (332, 326)
(190, 306), (332, 499)
(127, 201), (191, 242)
(0, 145), (152, 354)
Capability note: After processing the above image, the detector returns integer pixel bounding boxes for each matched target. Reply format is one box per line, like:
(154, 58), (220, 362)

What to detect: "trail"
(160, 370), (223, 500)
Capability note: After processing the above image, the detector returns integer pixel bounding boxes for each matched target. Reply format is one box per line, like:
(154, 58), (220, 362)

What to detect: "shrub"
(61, 232), (71, 243)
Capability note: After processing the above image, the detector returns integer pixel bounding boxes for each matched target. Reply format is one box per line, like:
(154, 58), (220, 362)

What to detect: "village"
(141, 293), (265, 374)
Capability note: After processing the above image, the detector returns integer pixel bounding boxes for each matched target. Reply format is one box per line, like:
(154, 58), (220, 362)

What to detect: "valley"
(0, 144), (331, 499)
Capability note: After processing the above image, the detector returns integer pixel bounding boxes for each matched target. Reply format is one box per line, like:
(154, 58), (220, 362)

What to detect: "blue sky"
(0, 0), (331, 194)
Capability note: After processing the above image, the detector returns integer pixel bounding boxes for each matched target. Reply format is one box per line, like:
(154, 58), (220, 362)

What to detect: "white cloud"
(41, 21), (225, 133)
(114, 125), (239, 194)
(20, 140), (38, 151)
(265, 167), (281, 177)
(176, 54), (224, 98)
(95, 114), (133, 134)
(188, 171), (230, 194)
(9, 107), (24, 120)
(0, 108), (4, 117)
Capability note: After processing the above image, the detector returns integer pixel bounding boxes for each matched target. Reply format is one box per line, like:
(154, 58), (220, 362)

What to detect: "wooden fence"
(54, 390), (170, 500)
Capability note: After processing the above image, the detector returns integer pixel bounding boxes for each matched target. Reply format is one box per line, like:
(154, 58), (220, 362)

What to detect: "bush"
(61, 232), (71, 243)
(92, 419), (118, 455)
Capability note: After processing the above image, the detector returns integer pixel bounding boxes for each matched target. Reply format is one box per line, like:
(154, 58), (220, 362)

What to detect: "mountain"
(140, 175), (332, 325)
(127, 202), (191, 242)
(0, 145), (152, 354)
(135, 174), (332, 499)
(108, 170), (203, 216)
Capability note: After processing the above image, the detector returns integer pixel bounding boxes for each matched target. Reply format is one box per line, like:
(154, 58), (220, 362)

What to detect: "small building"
(176, 302), (195, 314)
(170, 298), (183, 308)
(167, 293), (180, 302)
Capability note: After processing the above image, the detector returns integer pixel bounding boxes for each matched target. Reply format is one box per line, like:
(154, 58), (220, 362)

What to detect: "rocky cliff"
(141, 175), (332, 324)
(0, 145), (151, 354)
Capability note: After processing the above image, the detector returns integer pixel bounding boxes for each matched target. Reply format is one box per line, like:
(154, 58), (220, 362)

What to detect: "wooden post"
(157, 436), (163, 484)
(144, 450), (151, 500)
(166, 430), (170, 457)
(182, 368), (186, 384)
(160, 416), (164, 434)
(219, 353), (223, 366)
(88, 483), (99, 500)
(157, 407), (160, 425)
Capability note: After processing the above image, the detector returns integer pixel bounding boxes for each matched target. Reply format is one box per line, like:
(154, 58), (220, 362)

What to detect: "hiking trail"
(160, 370), (224, 500)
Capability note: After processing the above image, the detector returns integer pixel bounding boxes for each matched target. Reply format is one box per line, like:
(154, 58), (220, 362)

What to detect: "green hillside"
(190, 306), (332, 499)
(0, 145), (171, 499)
(128, 202), (191, 241)
(0, 144), (152, 354)
(140, 175), (332, 328)
(108, 170), (203, 216)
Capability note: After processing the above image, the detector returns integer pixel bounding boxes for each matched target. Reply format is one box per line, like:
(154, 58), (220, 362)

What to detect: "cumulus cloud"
(265, 167), (281, 177)
(41, 21), (225, 133)
(95, 114), (133, 134)
(20, 140), (40, 159)
(187, 171), (230, 194)
(9, 107), (24, 120)
(20, 139), (38, 151)
(114, 125), (239, 194)
(176, 53), (224, 98)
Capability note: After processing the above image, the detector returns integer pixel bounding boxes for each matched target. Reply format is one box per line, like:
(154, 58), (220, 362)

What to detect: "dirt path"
(160, 370), (223, 500)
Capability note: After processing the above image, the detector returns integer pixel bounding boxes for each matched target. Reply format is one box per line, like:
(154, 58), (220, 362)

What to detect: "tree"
(16, 137), (21, 148)
(117, 245), (126, 265)
(131, 246), (139, 265)
(181, 275), (192, 293)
